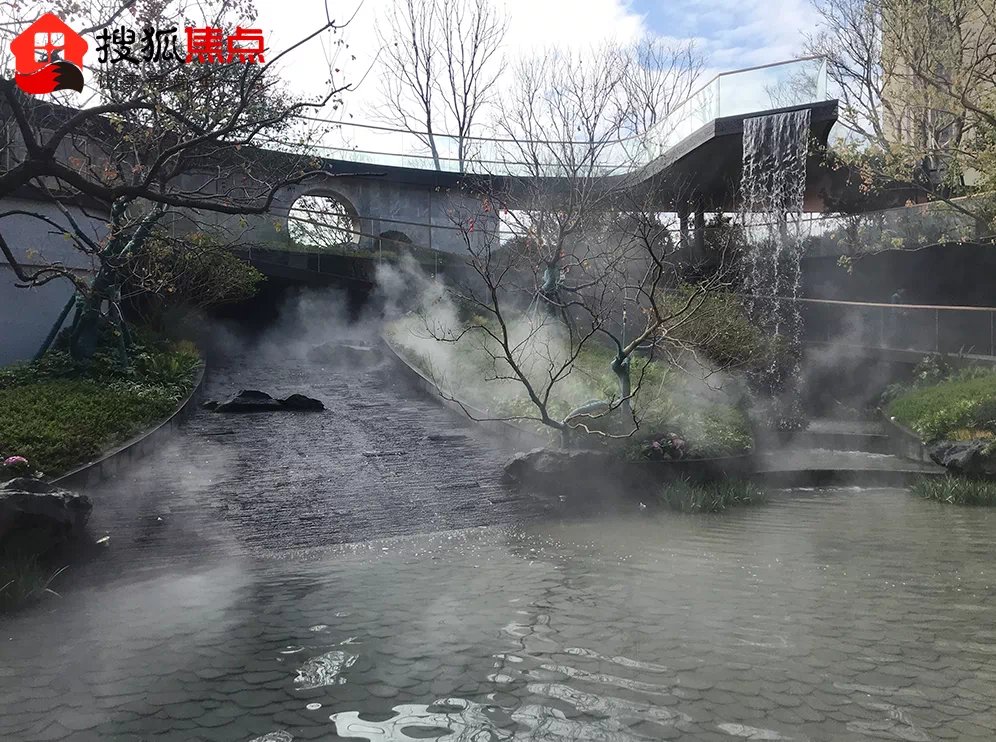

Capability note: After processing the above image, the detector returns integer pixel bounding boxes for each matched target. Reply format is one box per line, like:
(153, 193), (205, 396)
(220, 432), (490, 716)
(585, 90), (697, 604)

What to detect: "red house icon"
(10, 13), (88, 76)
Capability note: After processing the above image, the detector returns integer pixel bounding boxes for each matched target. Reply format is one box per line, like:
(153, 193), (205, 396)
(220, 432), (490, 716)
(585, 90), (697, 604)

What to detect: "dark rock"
(212, 389), (284, 413)
(201, 400), (218, 410)
(279, 393), (325, 411)
(0, 478), (92, 555)
(928, 440), (996, 475)
(503, 447), (629, 495)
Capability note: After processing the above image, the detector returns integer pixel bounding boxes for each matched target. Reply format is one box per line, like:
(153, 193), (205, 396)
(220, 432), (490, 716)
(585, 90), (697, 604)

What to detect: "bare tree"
(806, 0), (996, 235)
(0, 0), (354, 362)
(804, 0), (893, 143)
(376, 0), (441, 168)
(405, 47), (745, 443)
(618, 37), (703, 140)
(375, 0), (507, 170)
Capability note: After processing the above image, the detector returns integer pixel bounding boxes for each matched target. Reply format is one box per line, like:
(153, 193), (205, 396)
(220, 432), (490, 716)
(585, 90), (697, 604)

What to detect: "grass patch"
(658, 478), (767, 513)
(0, 555), (66, 614)
(0, 339), (199, 477)
(388, 318), (752, 459)
(910, 476), (996, 506)
(887, 368), (996, 442)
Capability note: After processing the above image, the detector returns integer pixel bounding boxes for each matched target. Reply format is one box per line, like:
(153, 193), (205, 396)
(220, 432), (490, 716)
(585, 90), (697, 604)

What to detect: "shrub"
(0, 340), (199, 475)
(658, 479), (767, 513)
(911, 476), (996, 506)
(664, 288), (777, 372)
(887, 369), (996, 441)
(125, 232), (264, 328)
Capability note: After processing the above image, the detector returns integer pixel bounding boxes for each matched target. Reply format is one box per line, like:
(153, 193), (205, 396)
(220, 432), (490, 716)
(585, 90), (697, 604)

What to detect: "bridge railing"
(797, 297), (996, 357)
(282, 57), (830, 175)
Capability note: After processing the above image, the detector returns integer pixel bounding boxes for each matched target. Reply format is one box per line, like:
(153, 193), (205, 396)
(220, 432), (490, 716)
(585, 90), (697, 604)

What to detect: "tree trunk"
(611, 352), (632, 414)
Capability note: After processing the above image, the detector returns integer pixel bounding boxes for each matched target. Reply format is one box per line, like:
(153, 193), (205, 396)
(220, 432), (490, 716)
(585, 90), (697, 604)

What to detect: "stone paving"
(1, 491), (995, 740)
(77, 328), (551, 572)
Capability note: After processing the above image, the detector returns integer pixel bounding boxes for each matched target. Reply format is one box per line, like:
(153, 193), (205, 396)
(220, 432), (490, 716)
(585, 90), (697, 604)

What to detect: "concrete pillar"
(677, 204), (690, 249)
(693, 203), (705, 256)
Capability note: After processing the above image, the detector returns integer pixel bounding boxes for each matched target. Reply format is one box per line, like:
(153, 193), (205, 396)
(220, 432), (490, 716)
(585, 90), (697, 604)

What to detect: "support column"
(677, 203), (690, 250)
(693, 203), (705, 257)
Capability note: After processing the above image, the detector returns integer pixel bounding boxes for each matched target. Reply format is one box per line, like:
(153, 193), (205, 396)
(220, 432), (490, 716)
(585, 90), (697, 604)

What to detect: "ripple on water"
(294, 650), (358, 690)
(331, 698), (508, 741)
(249, 732), (293, 742)
(715, 723), (793, 740)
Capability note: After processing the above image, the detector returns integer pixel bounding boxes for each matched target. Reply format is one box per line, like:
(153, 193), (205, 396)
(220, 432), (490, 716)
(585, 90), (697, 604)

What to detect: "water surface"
(1, 488), (994, 741)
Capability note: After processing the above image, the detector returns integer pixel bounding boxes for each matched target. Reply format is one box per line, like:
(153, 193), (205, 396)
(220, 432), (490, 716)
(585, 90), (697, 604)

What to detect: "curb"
(879, 408), (933, 463)
(52, 362), (207, 489)
(380, 332), (547, 450)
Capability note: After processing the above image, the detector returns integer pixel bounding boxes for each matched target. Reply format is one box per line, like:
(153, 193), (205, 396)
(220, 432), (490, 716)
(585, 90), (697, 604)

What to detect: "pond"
(1, 487), (993, 741)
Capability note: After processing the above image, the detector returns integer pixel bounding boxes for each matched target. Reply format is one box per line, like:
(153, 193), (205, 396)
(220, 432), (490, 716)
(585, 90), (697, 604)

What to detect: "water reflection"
(1, 489), (995, 740)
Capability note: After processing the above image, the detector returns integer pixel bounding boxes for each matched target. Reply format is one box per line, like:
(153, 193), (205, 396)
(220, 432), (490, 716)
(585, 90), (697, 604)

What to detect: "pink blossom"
(3, 456), (28, 467)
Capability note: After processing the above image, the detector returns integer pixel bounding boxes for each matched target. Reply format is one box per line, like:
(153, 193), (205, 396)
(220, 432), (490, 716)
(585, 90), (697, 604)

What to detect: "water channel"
(1, 320), (994, 741)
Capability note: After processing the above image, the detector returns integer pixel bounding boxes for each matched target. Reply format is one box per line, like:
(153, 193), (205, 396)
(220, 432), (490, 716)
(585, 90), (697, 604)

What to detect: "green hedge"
(0, 342), (198, 476)
(887, 370), (996, 442)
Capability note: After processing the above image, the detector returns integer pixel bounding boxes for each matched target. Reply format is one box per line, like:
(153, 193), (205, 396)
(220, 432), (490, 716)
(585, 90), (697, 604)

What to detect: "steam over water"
(2, 489), (995, 740)
(740, 109), (810, 387)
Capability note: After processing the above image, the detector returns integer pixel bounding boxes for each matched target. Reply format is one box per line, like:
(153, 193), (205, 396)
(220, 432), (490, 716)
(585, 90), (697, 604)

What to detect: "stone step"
(766, 418), (892, 454)
(754, 448), (944, 488)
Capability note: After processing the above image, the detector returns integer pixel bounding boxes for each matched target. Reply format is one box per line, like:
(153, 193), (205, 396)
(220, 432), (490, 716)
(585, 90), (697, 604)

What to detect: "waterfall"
(739, 108), (810, 424)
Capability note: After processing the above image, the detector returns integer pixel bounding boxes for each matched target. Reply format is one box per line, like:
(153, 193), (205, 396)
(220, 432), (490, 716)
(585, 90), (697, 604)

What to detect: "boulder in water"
(503, 447), (624, 495)
(0, 478), (92, 555)
(279, 393), (325, 411)
(206, 390), (325, 412)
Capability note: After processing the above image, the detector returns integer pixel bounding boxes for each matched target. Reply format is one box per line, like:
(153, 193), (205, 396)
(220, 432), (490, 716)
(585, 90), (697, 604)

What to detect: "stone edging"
(380, 332), (547, 449)
(879, 408), (932, 463)
(52, 362), (207, 489)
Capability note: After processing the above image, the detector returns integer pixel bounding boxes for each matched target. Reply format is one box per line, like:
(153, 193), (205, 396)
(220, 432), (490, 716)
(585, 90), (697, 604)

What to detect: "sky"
(251, 0), (821, 130)
(3, 0), (822, 152)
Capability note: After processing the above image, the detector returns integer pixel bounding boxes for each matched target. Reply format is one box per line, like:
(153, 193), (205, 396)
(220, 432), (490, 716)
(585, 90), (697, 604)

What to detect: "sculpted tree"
(0, 0), (353, 362)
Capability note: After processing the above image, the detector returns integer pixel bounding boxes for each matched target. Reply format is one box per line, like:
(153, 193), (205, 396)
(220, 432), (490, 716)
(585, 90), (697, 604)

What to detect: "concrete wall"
(1, 198), (107, 366)
(232, 175), (492, 256)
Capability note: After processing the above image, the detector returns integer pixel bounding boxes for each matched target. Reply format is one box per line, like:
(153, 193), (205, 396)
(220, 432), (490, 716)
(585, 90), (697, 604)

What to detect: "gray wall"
(1, 198), (106, 366)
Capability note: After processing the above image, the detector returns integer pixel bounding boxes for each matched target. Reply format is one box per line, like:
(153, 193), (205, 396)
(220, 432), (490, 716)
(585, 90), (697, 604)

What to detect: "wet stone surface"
(0, 490), (995, 740)
(2, 326), (996, 740)
(75, 330), (550, 569)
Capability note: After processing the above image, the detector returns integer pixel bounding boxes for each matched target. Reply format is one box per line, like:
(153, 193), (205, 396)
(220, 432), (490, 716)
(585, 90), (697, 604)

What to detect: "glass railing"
(798, 298), (996, 357)
(280, 57), (830, 176)
(640, 56), (829, 162)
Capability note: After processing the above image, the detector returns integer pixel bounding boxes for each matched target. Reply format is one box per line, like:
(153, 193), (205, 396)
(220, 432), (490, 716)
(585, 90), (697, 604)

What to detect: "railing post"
(935, 310), (940, 354)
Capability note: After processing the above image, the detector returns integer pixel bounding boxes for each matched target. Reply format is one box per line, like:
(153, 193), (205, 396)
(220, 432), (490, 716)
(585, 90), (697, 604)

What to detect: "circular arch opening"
(287, 192), (360, 251)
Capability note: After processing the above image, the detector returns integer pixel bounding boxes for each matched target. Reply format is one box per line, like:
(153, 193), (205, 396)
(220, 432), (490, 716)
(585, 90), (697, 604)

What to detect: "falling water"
(739, 109), (810, 424)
